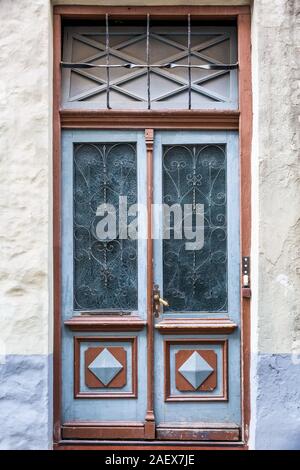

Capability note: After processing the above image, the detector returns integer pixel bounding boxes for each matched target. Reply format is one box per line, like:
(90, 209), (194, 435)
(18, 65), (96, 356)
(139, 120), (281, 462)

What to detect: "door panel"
(61, 130), (147, 426)
(153, 131), (240, 432)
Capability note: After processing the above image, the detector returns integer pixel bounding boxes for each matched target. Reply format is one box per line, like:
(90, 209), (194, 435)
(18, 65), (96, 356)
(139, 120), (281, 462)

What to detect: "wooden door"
(60, 128), (241, 442)
(153, 131), (240, 441)
(61, 130), (148, 439)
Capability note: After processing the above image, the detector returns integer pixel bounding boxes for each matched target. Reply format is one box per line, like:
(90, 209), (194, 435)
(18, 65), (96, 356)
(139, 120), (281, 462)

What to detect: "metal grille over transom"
(62, 19), (238, 110)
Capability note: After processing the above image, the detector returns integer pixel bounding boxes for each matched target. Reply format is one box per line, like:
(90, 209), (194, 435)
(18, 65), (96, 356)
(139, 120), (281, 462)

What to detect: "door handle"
(153, 284), (169, 317)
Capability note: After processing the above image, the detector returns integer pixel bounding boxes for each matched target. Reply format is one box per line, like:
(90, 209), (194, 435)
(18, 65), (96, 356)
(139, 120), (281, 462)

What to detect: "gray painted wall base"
(1, 353), (300, 449)
(254, 354), (300, 450)
(0, 355), (52, 450)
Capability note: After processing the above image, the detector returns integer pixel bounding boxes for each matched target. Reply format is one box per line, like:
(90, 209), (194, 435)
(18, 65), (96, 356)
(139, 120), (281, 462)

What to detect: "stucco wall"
(0, 0), (299, 449)
(0, 0), (52, 449)
(250, 0), (300, 450)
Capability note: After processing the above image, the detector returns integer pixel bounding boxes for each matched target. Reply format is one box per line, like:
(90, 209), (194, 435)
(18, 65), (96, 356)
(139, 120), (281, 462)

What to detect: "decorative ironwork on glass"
(61, 20), (237, 110)
(73, 142), (138, 311)
(162, 144), (227, 312)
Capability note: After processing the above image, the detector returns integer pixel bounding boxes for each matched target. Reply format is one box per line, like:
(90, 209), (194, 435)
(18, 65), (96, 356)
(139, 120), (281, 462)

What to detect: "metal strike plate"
(242, 256), (251, 298)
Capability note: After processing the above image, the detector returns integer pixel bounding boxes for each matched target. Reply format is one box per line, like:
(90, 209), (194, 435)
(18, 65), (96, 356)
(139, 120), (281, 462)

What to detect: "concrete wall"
(0, 0), (299, 449)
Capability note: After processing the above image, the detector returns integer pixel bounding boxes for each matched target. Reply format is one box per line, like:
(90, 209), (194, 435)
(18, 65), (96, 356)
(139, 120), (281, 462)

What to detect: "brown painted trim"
(62, 421), (239, 442)
(242, 287), (251, 298)
(64, 315), (146, 331)
(55, 440), (247, 450)
(144, 129), (156, 439)
(54, 5), (250, 19)
(155, 318), (237, 335)
(62, 422), (144, 440)
(156, 423), (240, 441)
(164, 339), (228, 402)
(53, 5), (253, 448)
(85, 346), (127, 389)
(238, 12), (252, 445)
(74, 336), (138, 399)
(53, 12), (62, 445)
(60, 110), (240, 130)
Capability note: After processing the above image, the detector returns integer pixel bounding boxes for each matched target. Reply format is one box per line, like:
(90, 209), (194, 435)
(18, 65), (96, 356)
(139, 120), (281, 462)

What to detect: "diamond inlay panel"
(88, 348), (123, 385)
(175, 349), (217, 392)
(178, 351), (213, 389)
(85, 346), (127, 389)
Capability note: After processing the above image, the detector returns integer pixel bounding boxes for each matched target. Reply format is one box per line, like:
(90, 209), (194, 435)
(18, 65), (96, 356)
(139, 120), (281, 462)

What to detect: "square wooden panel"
(164, 339), (228, 402)
(74, 336), (137, 399)
(85, 346), (127, 389)
(175, 349), (217, 392)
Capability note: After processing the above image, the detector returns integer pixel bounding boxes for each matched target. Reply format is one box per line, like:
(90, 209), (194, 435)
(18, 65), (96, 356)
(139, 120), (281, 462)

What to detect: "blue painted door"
(153, 131), (241, 440)
(61, 129), (241, 441)
(61, 131), (148, 431)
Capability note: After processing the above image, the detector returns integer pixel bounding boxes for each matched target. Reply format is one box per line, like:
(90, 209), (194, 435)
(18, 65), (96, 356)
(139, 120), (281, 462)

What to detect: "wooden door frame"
(53, 5), (252, 450)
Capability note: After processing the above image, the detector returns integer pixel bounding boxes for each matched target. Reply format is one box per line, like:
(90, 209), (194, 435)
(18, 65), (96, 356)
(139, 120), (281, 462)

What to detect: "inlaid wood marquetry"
(85, 346), (127, 388)
(175, 349), (217, 392)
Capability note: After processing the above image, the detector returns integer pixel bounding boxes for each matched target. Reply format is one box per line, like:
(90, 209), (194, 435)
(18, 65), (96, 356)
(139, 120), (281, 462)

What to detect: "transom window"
(61, 18), (238, 110)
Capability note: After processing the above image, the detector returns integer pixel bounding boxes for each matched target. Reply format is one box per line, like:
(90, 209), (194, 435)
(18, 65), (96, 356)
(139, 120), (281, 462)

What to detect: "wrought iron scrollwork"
(73, 142), (138, 311)
(162, 143), (227, 312)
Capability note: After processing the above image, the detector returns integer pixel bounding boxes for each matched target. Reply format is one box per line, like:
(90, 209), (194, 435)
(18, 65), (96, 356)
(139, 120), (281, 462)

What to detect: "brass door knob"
(153, 294), (169, 307)
(153, 284), (169, 317)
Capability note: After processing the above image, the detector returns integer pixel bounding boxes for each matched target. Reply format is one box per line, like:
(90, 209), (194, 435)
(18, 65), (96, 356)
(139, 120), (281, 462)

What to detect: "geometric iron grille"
(62, 18), (238, 110)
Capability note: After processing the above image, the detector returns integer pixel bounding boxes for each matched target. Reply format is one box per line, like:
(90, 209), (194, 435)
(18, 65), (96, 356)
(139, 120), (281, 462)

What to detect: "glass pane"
(73, 142), (138, 311)
(63, 23), (237, 110)
(162, 144), (227, 312)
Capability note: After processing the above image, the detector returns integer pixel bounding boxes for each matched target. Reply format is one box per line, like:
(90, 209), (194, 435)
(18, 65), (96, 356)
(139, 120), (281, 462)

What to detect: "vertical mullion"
(106, 14), (111, 109)
(188, 14), (192, 110)
(144, 128), (155, 438)
(146, 14), (151, 110)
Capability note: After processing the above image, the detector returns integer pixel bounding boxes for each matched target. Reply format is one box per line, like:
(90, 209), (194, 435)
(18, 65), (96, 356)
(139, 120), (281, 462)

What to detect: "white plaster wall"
(251, 0), (300, 356)
(0, 0), (52, 356)
(0, 0), (53, 449)
(0, 0), (252, 360)
(250, 0), (300, 449)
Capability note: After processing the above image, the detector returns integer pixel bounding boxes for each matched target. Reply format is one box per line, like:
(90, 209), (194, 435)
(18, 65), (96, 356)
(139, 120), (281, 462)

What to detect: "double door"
(61, 129), (241, 441)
